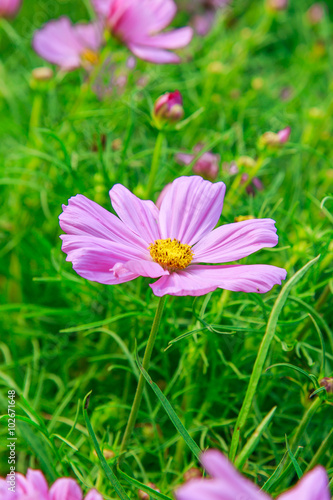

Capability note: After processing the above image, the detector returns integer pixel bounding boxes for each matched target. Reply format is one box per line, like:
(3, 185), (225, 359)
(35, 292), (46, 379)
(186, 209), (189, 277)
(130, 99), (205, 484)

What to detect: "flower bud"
(307, 3), (325, 25)
(176, 143), (220, 181)
(153, 90), (184, 129)
(184, 467), (202, 482)
(93, 448), (115, 460)
(31, 67), (54, 82)
(138, 483), (160, 500)
(266, 0), (288, 11)
(320, 377), (333, 394)
(0, 0), (22, 19)
(277, 126), (291, 144)
(236, 156), (256, 169)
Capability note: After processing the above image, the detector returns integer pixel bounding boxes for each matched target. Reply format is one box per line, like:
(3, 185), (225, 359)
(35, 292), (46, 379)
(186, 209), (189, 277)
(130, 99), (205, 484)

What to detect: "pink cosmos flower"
(0, 0), (22, 19)
(176, 143), (220, 180)
(92, 0), (193, 64)
(59, 176), (286, 297)
(0, 469), (102, 500)
(32, 17), (103, 71)
(176, 450), (330, 500)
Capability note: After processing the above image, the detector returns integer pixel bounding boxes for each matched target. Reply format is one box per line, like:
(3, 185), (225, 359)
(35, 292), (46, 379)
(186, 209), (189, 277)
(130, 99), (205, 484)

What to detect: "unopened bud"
(236, 156), (256, 169)
(32, 67), (54, 82)
(277, 126), (291, 144)
(320, 377), (333, 393)
(0, 0), (22, 19)
(93, 448), (115, 460)
(183, 467), (202, 482)
(266, 0), (288, 12)
(176, 143), (220, 181)
(153, 90), (184, 129)
(138, 483), (160, 500)
(307, 3), (325, 25)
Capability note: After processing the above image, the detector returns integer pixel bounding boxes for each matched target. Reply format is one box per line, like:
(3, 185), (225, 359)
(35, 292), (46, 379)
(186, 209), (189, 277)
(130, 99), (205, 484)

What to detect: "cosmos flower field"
(0, 0), (332, 499)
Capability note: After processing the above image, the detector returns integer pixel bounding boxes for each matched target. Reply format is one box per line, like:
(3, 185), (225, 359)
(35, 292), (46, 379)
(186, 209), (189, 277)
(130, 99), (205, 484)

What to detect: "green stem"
(146, 132), (164, 200)
(119, 295), (166, 461)
(305, 425), (333, 472)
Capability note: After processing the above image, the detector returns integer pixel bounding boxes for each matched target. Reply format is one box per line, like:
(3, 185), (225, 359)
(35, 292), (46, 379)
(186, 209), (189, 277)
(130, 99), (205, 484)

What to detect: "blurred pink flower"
(0, 469), (102, 500)
(59, 176), (286, 297)
(307, 3), (325, 25)
(267, 0), (288, 11)
(176, 144), (220, 180)
(241, 173), (264, 196)
(0, 0), (22, 19)
(32, 17), (103, 71)
(176, 450), (330, 500)
(154, 90), (184, 124)
(92, 0), (193, 64)
(277, 126), (291, 144)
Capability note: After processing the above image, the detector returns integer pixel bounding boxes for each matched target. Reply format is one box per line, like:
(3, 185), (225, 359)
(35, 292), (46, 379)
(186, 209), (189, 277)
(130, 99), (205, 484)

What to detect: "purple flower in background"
(59, 176), (286, 297)
(307, 3), (326, 25)
(176, 144), (220, 180)
(180, 0), (230, 36)
(277, 126), (291, 144)
(0, 469), (102, 500)
(92, 0), (192, 64)
(176, 450), (330, 500)
(0, 0), (22, 19)
(266, 0), (288, 11)
(33, 17), (103, 71)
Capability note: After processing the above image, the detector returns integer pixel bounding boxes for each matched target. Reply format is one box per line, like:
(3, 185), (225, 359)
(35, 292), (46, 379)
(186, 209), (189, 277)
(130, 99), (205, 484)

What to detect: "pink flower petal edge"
(0, 469), (103, 500)
(92, 0), (193, 64)
(59, 176), (287, 297)
(176, 450), (330, 500)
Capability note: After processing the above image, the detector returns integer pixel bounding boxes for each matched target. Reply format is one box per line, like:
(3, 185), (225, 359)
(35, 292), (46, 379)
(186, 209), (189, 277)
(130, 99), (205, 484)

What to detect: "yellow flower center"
(81, 49), (99, 66)
(149, 238), (194, 271)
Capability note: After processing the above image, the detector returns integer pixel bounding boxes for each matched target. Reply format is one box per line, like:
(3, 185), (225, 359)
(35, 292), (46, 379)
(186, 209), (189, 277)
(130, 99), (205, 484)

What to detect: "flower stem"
(146, 131), (164, 200)
(119, 295), (166, 462)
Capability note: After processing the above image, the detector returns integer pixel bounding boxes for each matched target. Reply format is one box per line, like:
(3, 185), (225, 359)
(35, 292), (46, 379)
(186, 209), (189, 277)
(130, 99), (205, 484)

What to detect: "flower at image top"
(59, 176), (286, 297)
(0, 468), (102, 500)
(176, 450), (330, 500)
(33, 17), (103, 71)
(92, 0), (193, 63)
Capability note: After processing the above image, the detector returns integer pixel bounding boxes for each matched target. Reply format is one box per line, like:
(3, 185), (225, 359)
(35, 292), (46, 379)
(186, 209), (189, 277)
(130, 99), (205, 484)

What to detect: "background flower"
(92, 0), (193, 63)
(0, 0), (22, 19)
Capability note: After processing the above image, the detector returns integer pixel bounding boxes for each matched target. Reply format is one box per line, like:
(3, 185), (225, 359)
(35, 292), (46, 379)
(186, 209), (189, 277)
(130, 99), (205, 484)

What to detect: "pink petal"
(112, 260), (168, 278)
(128, 43), (181, 63)
(73, 22), (104, 51)
(92, 0), (113, 17)
(26, 470), (49, 498)
(32, 17), (83, 70)
(85, 489), (104, 500)
(278, 467), (330, 500)
(159, 176), (226, 245)
(150, 264), (287, 297)
(142, 27), (193, 49)
(148, 0), (177, 32)
(50, 478), (83, 500)
(59, 194), (148, 251)
(60, 235), (148, 285)
(109, 184), (160, 244)
(176, 153), (195, 165)
(192, 218), (278, 263)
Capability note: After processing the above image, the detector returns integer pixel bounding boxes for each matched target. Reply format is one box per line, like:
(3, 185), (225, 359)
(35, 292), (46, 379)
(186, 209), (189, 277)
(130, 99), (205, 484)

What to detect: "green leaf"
(118, 468), (172, 500)
(82, 392), (130, 500)
(229, 255), (321, 462)
(235, 406), (277, 469)
(135, 349), (202, 461)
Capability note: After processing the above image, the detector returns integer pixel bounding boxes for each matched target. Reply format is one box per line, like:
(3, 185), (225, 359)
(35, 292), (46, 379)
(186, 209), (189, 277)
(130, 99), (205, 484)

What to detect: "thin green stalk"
(228, 255), (320, 462)
(305, 425), (333, 472)
(119, 295), (166, 461)
(146, 132), (164, 200)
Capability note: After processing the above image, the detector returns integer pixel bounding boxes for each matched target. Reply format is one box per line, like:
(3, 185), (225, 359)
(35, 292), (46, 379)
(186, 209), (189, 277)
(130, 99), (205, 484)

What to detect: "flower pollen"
(81, 49), (99, 66)
(149, 238), (194, 271)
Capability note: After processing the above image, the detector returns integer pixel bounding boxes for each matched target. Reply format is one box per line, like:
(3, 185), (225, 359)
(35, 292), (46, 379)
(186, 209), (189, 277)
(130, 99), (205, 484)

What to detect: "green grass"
(1, 0), (333, 498)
